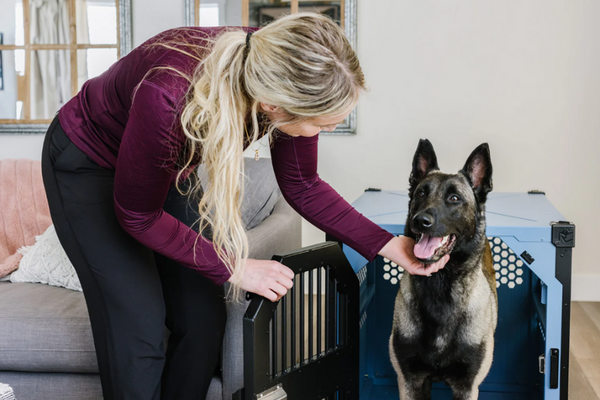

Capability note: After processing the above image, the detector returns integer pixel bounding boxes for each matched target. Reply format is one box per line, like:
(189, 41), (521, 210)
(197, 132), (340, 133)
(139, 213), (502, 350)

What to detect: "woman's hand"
(230, 258), (295, 302)
(379, 236), (449, 276)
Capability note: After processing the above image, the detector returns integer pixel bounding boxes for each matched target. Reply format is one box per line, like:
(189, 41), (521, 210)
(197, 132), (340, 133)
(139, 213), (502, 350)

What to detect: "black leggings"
(41, 116), (227, 400)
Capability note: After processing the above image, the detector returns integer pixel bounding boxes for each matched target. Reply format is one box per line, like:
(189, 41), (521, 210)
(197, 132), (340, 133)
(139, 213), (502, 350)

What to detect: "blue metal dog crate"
(341, 190), (574, 400)
(236, 191), (573, 400)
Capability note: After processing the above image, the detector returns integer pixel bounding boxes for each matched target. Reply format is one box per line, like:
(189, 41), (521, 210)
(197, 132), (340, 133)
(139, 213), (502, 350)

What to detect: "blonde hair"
(175, 12), (365, 301)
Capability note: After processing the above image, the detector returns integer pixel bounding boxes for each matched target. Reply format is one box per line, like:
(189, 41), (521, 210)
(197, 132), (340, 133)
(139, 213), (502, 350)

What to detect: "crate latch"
(538, 353), (545, 374)
(256, 384), (287, 400)
(550, 348), (560, 389)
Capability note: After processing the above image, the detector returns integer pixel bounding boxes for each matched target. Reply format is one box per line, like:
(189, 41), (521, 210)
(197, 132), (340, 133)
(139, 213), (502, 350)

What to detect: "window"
(0, 0), (121, 124)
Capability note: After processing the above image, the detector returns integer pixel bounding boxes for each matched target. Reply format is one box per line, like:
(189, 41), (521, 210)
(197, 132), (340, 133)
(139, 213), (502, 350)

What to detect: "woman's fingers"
(402, 254), (450, 276)
(267, 261), (294, 291)
(421, 254), (450, 275)
(279, 264), (295, 280)
(261, 288), (278, 302)
(406, 262), (430, 276)
(269, 281), (288, 298)
(240, 259), (295, 302)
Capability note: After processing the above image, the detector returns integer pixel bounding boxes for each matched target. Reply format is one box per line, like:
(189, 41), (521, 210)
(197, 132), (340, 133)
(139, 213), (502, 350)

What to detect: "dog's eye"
(417, 190), (426, 198)
(449, 194), (461, 202)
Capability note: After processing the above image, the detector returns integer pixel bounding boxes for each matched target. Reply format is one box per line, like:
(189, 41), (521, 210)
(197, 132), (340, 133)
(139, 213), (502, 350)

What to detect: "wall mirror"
(0, 0), (132, 134)
(185, 0), (357, 135)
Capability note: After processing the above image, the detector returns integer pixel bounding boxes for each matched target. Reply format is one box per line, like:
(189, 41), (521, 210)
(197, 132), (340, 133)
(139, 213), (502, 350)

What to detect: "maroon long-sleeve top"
(58, 26), (394, 285)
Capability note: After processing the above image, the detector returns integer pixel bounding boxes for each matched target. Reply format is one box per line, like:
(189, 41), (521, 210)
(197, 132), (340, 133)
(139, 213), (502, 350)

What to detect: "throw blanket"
(0, 159), (52, 278)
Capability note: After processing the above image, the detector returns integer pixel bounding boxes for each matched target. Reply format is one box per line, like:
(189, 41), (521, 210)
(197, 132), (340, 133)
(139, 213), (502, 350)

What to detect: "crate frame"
(339, 190), (574, 400)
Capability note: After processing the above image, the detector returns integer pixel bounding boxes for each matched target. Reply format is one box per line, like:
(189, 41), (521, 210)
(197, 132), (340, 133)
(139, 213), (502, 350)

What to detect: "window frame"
(0, 0), (132, 134)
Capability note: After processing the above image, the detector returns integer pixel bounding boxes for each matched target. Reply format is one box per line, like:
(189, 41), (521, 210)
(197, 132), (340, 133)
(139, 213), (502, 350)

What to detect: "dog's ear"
(461, 143), (493, 204)
(409, 139), (439, 194)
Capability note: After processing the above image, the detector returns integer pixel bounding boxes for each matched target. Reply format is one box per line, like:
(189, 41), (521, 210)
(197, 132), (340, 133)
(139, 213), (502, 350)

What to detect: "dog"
(389, 139), (498, 400)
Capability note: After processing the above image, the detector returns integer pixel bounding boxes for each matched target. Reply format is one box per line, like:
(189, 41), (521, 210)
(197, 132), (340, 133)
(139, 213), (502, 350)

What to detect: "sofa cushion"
(0, 282), (96, 373)
(240, 157), (282, 230)
(0, 198), (300, 375)
(198, 157), (282, 231)
(0, 371), (222, 400)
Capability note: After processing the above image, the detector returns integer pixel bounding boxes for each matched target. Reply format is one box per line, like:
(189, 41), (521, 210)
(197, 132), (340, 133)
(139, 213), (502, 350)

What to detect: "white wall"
(0, 0), (17, 119)
(1, 0), (598, 300)
(314, 0), (600, 300)
(131, 0), (184, 46)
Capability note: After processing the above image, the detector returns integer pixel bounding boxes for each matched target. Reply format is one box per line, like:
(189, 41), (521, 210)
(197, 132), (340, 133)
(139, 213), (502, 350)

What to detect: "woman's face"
(261, 103), (355, 137)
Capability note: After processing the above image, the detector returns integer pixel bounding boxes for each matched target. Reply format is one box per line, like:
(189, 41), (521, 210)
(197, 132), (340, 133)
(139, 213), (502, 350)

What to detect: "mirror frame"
(0, 0), (133, 135)
(185, 0), (358, 135)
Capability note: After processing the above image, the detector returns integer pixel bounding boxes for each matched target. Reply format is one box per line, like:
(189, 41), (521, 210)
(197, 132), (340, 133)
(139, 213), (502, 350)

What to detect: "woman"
(41, 12), (448, 400)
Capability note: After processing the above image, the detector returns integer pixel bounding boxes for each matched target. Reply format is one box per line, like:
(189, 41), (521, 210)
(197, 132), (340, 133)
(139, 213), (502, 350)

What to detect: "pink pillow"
(0, 159), (52, 278)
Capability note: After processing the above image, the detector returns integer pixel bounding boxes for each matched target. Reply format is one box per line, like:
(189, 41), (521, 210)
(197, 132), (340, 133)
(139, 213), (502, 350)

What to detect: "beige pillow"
(10, 224), (81, 291)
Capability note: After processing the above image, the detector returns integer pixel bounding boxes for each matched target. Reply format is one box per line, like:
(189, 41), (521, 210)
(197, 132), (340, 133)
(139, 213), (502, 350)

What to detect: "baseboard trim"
(572, 274), (600, 302)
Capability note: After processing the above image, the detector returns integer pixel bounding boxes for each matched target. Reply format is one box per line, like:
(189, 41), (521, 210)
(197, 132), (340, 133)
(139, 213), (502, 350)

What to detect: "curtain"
(76, 0), (89, 86)
(29, 0), (88, 119)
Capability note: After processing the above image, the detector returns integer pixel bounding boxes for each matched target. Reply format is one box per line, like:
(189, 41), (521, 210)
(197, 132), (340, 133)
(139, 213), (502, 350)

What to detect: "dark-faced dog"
(389, 139), (498, 400)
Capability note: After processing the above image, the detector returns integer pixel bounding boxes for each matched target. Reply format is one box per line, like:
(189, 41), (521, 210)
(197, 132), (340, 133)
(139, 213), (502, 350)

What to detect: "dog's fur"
(389, 140), (498, 400)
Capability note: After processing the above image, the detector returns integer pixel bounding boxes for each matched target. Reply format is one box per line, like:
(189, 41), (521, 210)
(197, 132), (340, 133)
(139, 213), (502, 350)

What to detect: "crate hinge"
(256, 384), (287, 400)
(551, 221), (576, 248)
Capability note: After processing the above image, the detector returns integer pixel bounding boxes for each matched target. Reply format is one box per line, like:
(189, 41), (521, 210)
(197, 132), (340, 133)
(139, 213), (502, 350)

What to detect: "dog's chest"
(403, 271), (492, 350)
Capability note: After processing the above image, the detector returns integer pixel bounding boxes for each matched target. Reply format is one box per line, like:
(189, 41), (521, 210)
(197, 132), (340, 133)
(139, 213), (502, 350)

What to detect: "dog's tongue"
(414, 234), (443, 259)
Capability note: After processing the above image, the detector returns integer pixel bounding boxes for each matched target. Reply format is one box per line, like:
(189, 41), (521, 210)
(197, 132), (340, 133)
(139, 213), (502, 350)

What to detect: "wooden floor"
(570, 301), (600, 400)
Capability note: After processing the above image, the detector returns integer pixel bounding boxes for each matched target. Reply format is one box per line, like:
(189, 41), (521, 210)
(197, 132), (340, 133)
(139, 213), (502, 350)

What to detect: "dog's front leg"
(399, 372), (432, 400)
(451, 334), (494, 400)
(448, 384), (479, 400)
(390, 333), (431, 400)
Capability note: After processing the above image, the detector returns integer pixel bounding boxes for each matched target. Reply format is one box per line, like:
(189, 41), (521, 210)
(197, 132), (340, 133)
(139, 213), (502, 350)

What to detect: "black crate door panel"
(241, 242), (360, 400)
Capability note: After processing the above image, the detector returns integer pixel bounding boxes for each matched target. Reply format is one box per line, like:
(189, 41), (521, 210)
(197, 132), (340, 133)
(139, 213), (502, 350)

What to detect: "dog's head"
(405, 139), (493, 264)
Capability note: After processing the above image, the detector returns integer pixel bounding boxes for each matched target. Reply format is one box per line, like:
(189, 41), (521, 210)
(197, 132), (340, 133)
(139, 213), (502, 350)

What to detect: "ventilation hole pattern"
(380, 237), (524, 289)
(382, 257), (405, 285)
(538, 321), (546, 342)
(360, 311), (367, 329)
(357, 266), (367, 286)
(489, 237), (524, 289)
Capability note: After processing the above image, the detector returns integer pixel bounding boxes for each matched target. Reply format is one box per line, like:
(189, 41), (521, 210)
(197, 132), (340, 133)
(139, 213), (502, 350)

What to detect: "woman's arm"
(270, 131), (394, 261)
(270, 131), (448, 276)
(113, 81), (231, 285)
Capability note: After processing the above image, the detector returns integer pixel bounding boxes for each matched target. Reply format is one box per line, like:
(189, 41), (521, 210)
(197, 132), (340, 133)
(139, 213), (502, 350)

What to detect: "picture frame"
(0, 32), (4, 91)
(258, 4), (340, 25)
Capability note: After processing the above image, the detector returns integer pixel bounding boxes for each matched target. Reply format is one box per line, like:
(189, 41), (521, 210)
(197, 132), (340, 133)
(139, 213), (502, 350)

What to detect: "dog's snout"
(413, 213), (434, 229)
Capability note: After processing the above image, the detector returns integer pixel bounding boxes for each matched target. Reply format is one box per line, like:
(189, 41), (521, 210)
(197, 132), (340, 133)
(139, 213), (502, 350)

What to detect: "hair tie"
(245, 31), (253, 51)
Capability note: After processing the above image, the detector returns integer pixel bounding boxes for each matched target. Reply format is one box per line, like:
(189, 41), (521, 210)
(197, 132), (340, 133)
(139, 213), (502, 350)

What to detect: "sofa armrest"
(221, 197), (301, 400)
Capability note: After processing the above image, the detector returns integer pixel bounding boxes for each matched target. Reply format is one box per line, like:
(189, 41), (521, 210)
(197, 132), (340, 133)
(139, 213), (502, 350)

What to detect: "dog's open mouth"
(414, 234), (456, 262)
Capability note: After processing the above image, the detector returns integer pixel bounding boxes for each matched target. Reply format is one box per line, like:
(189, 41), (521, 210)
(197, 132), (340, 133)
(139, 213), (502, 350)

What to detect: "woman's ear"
(260, 103), (279, 113)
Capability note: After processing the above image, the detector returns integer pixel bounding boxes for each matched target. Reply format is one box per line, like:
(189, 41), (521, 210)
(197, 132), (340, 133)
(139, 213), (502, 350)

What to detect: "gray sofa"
(0, 161), (302, 400)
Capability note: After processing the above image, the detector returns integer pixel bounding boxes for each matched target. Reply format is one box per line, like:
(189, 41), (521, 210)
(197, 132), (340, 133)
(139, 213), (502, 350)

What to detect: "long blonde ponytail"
(178, 12), (366, 301)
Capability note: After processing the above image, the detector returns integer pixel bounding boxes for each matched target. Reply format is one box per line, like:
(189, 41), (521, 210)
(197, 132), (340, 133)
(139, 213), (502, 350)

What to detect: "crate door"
(238, 242), (360, 400)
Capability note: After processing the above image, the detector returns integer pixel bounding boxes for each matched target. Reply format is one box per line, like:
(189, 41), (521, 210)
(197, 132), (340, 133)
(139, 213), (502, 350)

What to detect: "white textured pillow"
(0, 382), (16, 400)
(10, 224), (82, 291)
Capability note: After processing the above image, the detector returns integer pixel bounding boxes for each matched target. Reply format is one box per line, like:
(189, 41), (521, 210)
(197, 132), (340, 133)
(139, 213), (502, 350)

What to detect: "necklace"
(250, 136), (268, 161)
